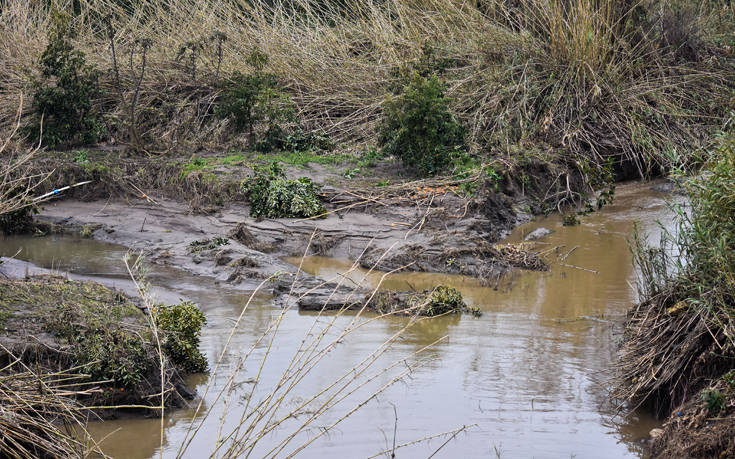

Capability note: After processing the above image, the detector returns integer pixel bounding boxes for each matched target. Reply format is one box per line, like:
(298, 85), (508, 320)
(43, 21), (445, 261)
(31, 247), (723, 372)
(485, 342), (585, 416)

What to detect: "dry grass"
(0, 348), (103, 458)
(1, 0), (732, 172)
(0, 95), (47, 216)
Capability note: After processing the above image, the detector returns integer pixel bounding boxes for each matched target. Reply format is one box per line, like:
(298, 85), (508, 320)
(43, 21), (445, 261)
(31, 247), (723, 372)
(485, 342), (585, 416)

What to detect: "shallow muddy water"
(0, 181), (680, 458)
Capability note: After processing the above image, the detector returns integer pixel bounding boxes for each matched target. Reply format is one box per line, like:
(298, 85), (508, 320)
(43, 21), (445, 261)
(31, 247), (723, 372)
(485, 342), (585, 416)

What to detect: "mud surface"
(35, 172), (533, 298)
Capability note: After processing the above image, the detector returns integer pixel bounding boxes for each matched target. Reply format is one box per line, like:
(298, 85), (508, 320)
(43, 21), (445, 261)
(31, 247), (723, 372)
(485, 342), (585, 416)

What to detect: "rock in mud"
(524, 227), (552, 241)
(273, 271), (477, 317)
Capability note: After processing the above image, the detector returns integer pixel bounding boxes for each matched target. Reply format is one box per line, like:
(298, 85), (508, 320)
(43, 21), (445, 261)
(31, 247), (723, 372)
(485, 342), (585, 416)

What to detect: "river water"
(0, 181), (679, 458)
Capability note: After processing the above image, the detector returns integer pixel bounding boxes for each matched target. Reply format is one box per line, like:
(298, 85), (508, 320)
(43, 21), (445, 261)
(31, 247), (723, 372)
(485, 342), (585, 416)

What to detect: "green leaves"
(216, 50), (296, 150)
(28, 10), (104, 148)
(154, 301), (208, 374)
(242, 162), (326, 219)
(378, 73), (465, 176)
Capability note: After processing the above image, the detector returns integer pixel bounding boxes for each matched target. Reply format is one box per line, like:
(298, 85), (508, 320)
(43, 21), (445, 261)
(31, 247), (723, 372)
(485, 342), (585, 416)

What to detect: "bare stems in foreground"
(0, 347), (103, 458)
(0, 95), (48, 216)
(121, 236), (460, 457)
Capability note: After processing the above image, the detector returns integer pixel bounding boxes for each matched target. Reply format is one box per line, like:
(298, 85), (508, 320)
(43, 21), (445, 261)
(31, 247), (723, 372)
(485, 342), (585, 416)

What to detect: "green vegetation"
(378, 73), (465, 176)
(412, 286), (470, 317)
(617, 129), (735, 422)
(153, 301), (208, 373)
(26, 11), (104, 148)
(0, 278), (207, 392)
(40, 281), (152, 389)
(702, 389), (726, 415)
(0, 0), (729, 211)
(241, 162), (326, 219)
(189, 237), (229, 254)
(216, 50), (295, 150)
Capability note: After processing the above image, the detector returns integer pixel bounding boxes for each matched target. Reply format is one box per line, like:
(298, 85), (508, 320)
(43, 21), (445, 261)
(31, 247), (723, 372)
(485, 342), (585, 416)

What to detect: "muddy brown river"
(0, 181), (680, 458)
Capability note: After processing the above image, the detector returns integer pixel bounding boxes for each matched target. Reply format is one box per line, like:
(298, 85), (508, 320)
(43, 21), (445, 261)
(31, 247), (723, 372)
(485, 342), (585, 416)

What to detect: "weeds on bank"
(617, 127), (735, 414)
(2, 0), (729, 188)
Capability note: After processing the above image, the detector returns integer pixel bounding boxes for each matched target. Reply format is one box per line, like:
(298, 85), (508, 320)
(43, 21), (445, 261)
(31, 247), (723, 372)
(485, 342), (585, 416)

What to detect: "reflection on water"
(0, 181), (679, 458)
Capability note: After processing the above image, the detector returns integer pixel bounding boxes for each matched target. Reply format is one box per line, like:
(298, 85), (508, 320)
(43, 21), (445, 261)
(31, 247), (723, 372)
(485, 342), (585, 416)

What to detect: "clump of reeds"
(0, 95), (46, 217)
(616, 127), (735, 415)
(0, 350), (101, 458)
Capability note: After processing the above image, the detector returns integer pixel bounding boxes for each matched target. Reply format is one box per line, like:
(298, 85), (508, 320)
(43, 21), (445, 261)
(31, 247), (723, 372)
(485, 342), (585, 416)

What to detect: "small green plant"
(241, 162), (326, 219)
(80, 225), (94, 238)
(562, 213), (581, 226)
(153, 301), (208, 373)
(378, 73), (465, 176)
(701, 389), (726, 415)
(723, 370), (735, 391)
(72, 150), (90, 164)
(28, 11), (104, 148)
(485, 166), (503, 191)
(180, 156), (210, 177)
(412, 286), (468, 317)
(189, 237), (229, 254)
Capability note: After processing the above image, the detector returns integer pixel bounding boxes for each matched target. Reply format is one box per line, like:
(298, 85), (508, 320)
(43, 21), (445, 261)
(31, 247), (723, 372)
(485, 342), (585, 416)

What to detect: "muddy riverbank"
(0, 180), (680, 457)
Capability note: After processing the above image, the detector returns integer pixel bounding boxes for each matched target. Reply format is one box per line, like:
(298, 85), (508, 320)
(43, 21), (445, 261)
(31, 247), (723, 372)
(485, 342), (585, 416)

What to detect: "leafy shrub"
(28, 11), (104, 148)
(378, 73), (465, 176)
(266, 128), (335, 153)
(46, 288), (150, 389)
(78, 331), (149, 388)
(216, 50), (295, 149)
(241, 162), (326, 219)
(154, 301), (208, 373)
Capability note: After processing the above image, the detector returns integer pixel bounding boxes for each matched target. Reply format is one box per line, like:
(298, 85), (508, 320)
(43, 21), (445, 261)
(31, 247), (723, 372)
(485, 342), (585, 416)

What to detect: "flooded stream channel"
(0, 182), (680, 458)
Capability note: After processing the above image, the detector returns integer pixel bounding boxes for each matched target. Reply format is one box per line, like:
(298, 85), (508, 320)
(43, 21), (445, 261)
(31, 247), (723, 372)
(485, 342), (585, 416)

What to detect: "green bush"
(242, 162), (326, 219)
(378, 73), (465, 176)
(28, 11), (104, 148)
(216, 50), (295, 150)
(45, 287), (150, 389)
(154, 301), (208, 374)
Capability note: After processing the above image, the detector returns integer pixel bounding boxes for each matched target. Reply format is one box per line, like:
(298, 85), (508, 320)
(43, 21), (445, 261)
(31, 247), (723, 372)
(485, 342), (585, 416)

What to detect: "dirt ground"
(32, 151), (545, 299)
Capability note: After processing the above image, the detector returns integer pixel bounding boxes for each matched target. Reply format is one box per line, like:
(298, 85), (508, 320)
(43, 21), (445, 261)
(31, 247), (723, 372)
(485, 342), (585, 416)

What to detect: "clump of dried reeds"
(0, 95), (47, 217)
(0, 349), (101, 458)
